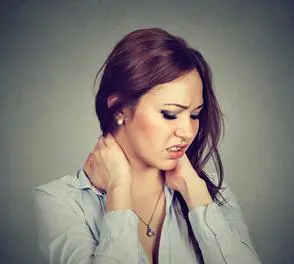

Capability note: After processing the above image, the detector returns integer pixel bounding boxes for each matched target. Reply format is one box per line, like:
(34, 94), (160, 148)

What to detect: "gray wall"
(1, 1), (293, 263)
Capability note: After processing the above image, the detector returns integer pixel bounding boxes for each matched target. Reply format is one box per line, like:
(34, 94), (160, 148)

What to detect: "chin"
(157, 159), (178, 171)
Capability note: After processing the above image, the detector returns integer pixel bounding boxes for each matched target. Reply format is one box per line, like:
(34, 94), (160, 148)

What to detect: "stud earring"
(115, 113), (125, 125)
(117, 118), (124, 125)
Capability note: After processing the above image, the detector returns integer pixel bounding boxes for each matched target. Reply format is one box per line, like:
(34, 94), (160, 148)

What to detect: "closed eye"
(161, 111), (200, 120)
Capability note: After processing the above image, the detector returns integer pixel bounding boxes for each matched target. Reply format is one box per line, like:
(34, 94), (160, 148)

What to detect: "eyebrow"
(163, 103), (204, 111)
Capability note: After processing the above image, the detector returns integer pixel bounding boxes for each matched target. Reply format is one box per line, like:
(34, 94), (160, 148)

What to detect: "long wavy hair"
(94, 28), (226, 263)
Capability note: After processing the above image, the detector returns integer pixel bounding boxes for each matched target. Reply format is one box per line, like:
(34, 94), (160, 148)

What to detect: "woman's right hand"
(83, 133), (132, 192)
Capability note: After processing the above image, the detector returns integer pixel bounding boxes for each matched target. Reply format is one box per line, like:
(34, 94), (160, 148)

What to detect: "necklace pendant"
(146, 225), (155, 237)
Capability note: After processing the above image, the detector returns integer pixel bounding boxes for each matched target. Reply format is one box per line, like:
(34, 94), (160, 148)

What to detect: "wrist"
(107, 175), (132, 190)
(181, 177), (213, 210)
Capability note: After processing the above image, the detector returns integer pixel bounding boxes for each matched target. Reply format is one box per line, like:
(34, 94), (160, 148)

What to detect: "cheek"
(133, 112), (171, 151)
(135, 113), (162, 141)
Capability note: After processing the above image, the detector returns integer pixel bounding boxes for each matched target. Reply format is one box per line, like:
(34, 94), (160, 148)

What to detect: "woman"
(35, 28), (261, 264)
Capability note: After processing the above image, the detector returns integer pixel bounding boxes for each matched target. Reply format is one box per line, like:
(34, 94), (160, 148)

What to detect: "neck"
(131, 168), (164, 198)
(113, 130), (165, 198)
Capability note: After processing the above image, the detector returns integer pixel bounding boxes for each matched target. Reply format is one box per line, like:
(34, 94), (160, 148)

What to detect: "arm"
(186, 180), (262, 264)
(35, 184), (139, 264)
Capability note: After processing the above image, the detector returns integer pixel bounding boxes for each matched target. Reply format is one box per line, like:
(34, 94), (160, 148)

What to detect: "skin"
(83, 69), (213, 263)
(112, 69), (204, 193)
(84, 68), (214, 208)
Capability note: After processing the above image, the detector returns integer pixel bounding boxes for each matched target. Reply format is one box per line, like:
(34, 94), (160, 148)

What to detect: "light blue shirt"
(35, 169), (261, 264)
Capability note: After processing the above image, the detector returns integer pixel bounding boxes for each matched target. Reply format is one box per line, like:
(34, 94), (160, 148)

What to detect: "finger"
(105, 133), (121, 149)
(96, 136), (106, 149)
(103, 137), (110, 148)
(102, 136), (110, 147)
(89, 153), (95, 170)
(89, 153), (103, 183)
(85, 152), (94, 164)
(105, 132), (114, 140)
(83, 153), (92, 175)
(104, 133), (115, 144)
(92, 138), (101, 152)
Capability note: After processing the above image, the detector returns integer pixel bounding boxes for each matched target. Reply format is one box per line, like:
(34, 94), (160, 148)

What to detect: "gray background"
(1, 0), (293, 263)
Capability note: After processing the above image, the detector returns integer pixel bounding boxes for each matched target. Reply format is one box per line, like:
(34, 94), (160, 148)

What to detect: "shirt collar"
(74, 167), (175, 206)
(74, 168), (106, 196)
(163, 182), (175, 213)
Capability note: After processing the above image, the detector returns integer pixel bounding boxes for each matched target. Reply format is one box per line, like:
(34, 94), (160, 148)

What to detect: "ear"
(107, 95), (119, 108)
(107, 94), (132, 122)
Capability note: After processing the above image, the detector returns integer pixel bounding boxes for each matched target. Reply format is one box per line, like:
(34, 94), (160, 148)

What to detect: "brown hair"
(94, 28), (225, 263)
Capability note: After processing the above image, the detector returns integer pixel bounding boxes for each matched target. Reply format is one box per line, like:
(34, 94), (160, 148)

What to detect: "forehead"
(140, 70), (203, 107)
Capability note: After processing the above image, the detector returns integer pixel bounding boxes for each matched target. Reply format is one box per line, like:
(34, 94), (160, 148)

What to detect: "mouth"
(166, 144), (188, 159)
(166, 148), (185, 159)
(166, 144), (188, 152)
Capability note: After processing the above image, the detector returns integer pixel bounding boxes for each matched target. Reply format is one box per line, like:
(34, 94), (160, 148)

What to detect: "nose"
(174, 119), (198, 142)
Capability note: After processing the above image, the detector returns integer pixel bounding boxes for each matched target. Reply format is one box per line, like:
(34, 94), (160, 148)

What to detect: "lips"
(167, 148), (185, 159)
(166, 143), (188, 159)
(167, 144), (188, 152)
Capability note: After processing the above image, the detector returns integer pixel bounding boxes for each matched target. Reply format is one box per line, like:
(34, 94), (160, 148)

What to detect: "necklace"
(133, 185), (164, 237)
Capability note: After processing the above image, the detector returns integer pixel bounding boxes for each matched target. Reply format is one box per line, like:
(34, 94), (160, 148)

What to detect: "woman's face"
(122, 69), (204, 171)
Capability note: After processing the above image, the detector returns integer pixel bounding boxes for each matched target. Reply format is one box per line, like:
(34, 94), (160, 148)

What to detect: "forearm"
(183, 175), (262, 264)
(189, 203), (261, 264)
(36, 180), (140, 264)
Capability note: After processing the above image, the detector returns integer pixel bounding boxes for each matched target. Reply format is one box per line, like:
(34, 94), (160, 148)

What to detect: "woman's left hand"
(165, 153), (213, 209)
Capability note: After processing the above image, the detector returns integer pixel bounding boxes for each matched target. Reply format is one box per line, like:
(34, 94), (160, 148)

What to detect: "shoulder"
(35, 171), (87, 215)
(34, 171), (104, 255)
(36, 173), (79, 198)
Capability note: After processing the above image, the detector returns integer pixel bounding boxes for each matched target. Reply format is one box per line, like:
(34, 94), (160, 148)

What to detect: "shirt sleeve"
(35, 187), (140, 264)
(188, 180), (262, 264)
